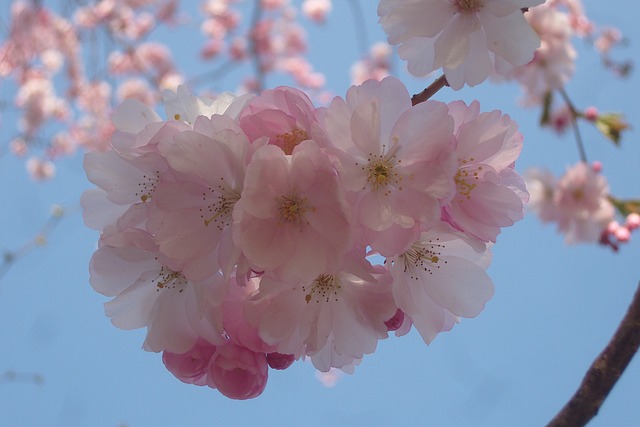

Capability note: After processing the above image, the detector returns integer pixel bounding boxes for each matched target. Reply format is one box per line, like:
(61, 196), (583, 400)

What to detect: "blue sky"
(1, 1), (640, 426)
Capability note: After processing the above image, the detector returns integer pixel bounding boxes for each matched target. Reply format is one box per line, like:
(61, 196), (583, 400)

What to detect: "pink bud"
(614, 226), (631, 242)
(625, 213), (640, 230)
(584, 106), (599, 121)
(384, 309), (405, 331)
(162, 339), (216, 386)
(606, 220), (620, 234)
(266, 352), (295, 370)
(207, 343), (268, 400)
(591, 161), (603, 173)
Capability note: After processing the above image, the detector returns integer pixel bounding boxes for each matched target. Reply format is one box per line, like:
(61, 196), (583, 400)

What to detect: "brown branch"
(411, 74), (449, 106)
(558, 88), (588, 163)
(547, 282), (640, 427)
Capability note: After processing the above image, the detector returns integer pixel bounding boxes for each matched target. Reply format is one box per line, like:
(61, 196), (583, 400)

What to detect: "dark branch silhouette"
(411, 74), (449, 105)
(547, 282), (640, 427)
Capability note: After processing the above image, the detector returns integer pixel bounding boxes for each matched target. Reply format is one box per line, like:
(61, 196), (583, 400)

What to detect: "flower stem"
(411, 74), (449, 106)
(558, 88), (588, 163)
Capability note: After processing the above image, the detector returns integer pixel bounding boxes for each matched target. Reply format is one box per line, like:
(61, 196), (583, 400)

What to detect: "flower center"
(278, 193), (312, 225)
(452, 0), (482, 13)
(303, 274), (341, 303)
(276, 128), (309, 155)
(400, 239), (448, 280)
(152, 266), (188, 293)
(134, 172), (160, 203)
(201, 178), (241, 230)
(455, 158), (482, 201)
(364, 152), (401, 194)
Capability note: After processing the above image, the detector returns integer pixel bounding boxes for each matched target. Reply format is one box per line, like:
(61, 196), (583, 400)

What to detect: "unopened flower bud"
(614, 226), (631, 242)
(384, 309), (405, 331)
(584, 106), (599, 121)
(266, 352), (295, 370)
(625, 213), (640, 230)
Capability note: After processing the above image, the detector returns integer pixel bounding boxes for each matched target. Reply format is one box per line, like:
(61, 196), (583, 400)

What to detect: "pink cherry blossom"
(507, 1), (577, 105)
(441, 100), (528, 243)
(163, 339), (217, 386)
(378, 0), (544, 89)
(526, 162), (615, 244)
(351, 42), (392, 85)
(232, 140), (353, 283)
(238, 86), (318, 155)
(554, 162), (615, 243)
(243, 256), (395, 371)
(320, 77), (457, 256)
(147, 115), (256, 281)
(206, 342), (269, 400)
(89, 228), (227, 353)
(387, 223), (494, 344)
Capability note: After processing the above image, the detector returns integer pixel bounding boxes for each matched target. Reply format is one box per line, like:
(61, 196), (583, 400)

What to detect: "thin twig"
(0, 204), (71, 283)
(411, 74), (449, 106)
(0, 369), (44, 385)
(558, 88), (588, 163)
(248, 0), (265, 93)
(347, 0), (369, 56)
(186, 60), (239, 87)
(547, 282), (640, 427)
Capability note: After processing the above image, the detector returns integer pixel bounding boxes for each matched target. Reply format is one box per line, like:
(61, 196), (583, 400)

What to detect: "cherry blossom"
(70, 2), (542, 400)
(526, 162), (615, 244)
(206, 341), (269, 400)
(89, 227), (227, 353)
(232, 140), (353, 283)
(320, 76), (457, 256)
(148, 115), (257, 281)
(442, 100), (528, 243)
(351, 42), (392, 85)
(387, 223), (494, 344)
(243, 256), (396, 371)
(238, 86), (318, 154)
(163, 339), (217, 386)
(378, 0), (544, 89)
(507, 1), (577, 105)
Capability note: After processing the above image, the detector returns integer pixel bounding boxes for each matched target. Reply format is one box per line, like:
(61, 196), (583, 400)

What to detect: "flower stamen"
(276, 128), (309, 155)
(303, 274), (341, 303)
(278, 194), (312, 225)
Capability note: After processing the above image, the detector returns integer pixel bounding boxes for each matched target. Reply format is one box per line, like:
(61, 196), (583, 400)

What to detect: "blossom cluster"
(1, 0), (333, 181)
(499, 0), (630, 109)
(526, 161), (638, 249)
(83, 77), (528, 399)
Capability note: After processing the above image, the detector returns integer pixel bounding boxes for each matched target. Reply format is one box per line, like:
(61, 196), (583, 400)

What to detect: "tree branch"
(411, 74), (449, 106)
(558, 88), (588, 163)
(248, 0), (265, 93)
(547, 282), (640, 427)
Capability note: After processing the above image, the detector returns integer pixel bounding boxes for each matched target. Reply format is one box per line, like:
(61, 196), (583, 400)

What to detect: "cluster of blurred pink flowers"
(501, 0), (629, 106)
(1, 0), (336, 181)
(83, 76), (528, 398)
(526, 161), (638, 249)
